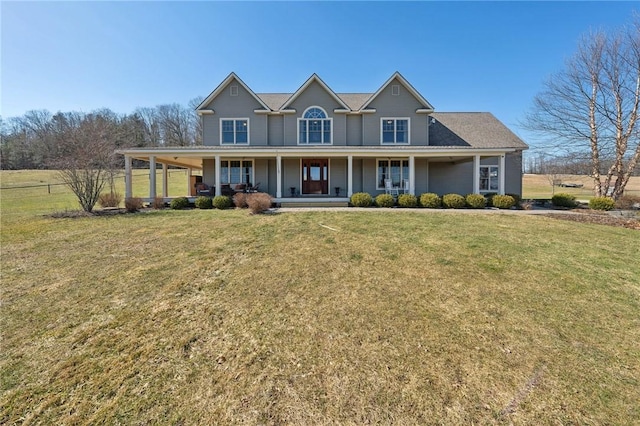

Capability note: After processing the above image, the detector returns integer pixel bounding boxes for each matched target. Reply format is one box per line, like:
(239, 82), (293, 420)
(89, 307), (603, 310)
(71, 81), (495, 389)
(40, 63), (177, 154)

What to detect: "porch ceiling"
(130, 155), (203, 170)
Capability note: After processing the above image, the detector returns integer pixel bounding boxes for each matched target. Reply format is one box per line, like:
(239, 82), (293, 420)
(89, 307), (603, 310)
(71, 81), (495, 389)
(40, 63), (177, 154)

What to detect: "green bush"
(589, 196), (615, 211)
(552, 193), (578, 208)
(212, 195), (232, 209)
(492, 194), (516, 209)
(375, 193), (395, 208)
(124, 197), (144, 212)
(194, 196), (213, 209)
(484, 193), (498, 207)
(350, 192), (373, 207)
(442, 193), (465, 209)
(397, 194), (418, 208)
(465, 194), (487, 209)
(419, 193), (441, 208)
(170, 197), (190, 210)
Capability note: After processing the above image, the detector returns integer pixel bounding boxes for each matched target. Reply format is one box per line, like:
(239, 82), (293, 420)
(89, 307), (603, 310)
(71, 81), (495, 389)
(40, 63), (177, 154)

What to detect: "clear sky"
(1, 1), (637, 147)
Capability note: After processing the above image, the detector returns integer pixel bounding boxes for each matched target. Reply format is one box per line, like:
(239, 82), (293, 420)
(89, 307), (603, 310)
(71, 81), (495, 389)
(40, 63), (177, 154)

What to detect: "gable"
(361, 72), (434, 112)
(196, 73), (270, 113)
(280, 74), (350, 112)
(287, 80), (346, 114)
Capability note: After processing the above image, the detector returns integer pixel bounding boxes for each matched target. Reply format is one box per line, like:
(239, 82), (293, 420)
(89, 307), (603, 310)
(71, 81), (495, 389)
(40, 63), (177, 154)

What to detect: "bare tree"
(49, 112), (119, 212)
(526, 18), (640, 199)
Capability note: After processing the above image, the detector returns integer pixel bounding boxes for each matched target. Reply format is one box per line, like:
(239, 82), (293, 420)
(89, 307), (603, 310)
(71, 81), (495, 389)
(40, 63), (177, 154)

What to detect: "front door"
(302, 158), (328, 194)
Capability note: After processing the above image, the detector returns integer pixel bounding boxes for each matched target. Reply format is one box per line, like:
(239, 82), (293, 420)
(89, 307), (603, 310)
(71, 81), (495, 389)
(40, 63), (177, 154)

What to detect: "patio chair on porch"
(402, 179), (410, 194)
(384, 179), (399, 197)
(195, 183), (213, 196)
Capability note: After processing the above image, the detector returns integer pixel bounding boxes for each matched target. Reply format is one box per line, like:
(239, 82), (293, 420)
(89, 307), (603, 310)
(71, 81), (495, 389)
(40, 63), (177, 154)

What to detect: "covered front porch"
(119, 146), (517, 203)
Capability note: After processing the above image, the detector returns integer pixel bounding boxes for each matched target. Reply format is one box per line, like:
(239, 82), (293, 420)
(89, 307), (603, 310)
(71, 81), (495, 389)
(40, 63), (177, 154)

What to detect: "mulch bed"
(544, 210), (640, 230)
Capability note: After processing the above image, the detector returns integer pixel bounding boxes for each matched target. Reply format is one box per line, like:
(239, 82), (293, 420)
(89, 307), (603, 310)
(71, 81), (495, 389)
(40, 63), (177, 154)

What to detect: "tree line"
(0, 97), (203, 170)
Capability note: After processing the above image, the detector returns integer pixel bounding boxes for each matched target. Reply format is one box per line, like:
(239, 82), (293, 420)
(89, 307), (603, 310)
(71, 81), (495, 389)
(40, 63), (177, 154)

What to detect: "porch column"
(347, 155), (353, 197)
(276, 155), (282, 198)
(149, 156), (157, 200)
(124, 155), (132, 199)
(162, 163), (168, 198)
(408, 155), (415, 195)
(214, 155), (221, 196)
(473, 155), (480, 194)
(186, 168), (192, 196)
(499, 154), (506, 195)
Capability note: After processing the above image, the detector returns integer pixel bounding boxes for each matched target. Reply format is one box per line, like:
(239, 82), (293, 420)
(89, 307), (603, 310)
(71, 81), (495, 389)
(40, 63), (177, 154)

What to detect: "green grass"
(2, 171), (640, 424)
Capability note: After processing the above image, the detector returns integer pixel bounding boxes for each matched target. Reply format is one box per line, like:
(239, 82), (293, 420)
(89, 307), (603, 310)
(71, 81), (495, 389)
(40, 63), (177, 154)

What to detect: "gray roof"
(430, 112), (528, 149)
(256, 93), (373, 111)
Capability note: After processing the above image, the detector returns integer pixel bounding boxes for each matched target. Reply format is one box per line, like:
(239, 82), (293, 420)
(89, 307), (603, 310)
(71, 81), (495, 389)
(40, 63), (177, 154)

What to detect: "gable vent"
(230, 85), (239, 96)
(391, 85), (400, 96)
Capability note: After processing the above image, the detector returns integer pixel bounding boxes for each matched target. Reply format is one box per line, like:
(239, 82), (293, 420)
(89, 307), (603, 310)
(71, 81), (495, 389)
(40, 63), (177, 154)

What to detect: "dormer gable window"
(298, 107), (332, 144)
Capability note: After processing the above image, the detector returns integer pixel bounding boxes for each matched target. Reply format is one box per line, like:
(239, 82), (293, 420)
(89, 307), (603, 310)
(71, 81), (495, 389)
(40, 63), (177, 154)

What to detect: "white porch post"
(162, 163), (168, 198)
(408, 155), (415, 195)
(149, 156), (157, 200)
(347, 155), (353, 197)
(186, 168), (192, 196)
(473, 155), (480, 194)
(276, 155), (282, 198)
(214, 155), (221, 196)
(124, 155), (132, 199)
(499, 154), (506, 195)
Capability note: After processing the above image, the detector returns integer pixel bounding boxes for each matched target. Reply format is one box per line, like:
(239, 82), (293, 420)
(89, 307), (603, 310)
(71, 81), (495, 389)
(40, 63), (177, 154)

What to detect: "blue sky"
(1, 1), (637, 147)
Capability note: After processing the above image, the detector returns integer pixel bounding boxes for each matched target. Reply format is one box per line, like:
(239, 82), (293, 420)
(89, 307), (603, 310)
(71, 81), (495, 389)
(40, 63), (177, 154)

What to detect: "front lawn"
(1, 204), (639, 424)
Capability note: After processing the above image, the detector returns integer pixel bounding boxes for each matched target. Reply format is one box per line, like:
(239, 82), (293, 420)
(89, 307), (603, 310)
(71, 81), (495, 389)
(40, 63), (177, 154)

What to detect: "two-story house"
(120, 72), (528, 204)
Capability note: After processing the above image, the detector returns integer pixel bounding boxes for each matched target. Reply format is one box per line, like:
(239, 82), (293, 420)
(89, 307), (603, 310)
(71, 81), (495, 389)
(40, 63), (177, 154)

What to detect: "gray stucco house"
(120, 72), (528, 204)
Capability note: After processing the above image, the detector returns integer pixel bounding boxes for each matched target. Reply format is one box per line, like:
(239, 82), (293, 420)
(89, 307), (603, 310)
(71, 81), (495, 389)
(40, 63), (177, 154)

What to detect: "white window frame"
(220, 118), (249, 145)
(380, 118), (410, 144)
(219, 159), (254, 185)
(297, 106), (332, 145)
(376, 158), (410, 190)
(479, 165), (499, 193)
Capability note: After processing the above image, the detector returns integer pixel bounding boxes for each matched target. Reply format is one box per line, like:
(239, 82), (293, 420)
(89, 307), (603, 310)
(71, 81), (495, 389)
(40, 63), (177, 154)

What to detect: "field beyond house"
(1, 170), (640, 424)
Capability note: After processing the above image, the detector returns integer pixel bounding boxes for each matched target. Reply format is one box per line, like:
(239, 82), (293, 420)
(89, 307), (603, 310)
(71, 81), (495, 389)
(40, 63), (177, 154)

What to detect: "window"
(298, 107), (332, 144)
(221, 119), (248, 144)
(220, 160), (253, 185)
(377, 159), (409, 189)
(479, 166), (499, 192)
(381, 118), (409, 144)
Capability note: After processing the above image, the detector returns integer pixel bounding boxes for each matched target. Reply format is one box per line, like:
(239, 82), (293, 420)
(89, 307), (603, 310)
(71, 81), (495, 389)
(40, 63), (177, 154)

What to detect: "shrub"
(150, 196), (165, 209)
(98, 191), (122, 208)
(195, 196), (213, 209)
(233, 192), (248, 208)
(506, 193), (522, 206)
(124, 197), (144, 212)
(246, 193), (273, 214)
(170, 197), (190, 210)
(419, 193), (441, 208)
(552, 193), (578, 208)
(350, 192), (373, 207)
(615, 195), (640, 210)
(492, 194), (516, 209)
(397, 193), (418, 208)
(212, 195), (232, 210)
(375, 193), (395, 208)
(465, 194), (486, 209)
(484, 192), (498, 207)
(589, 196), (615, 211)
(442, 193), (465, 209)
